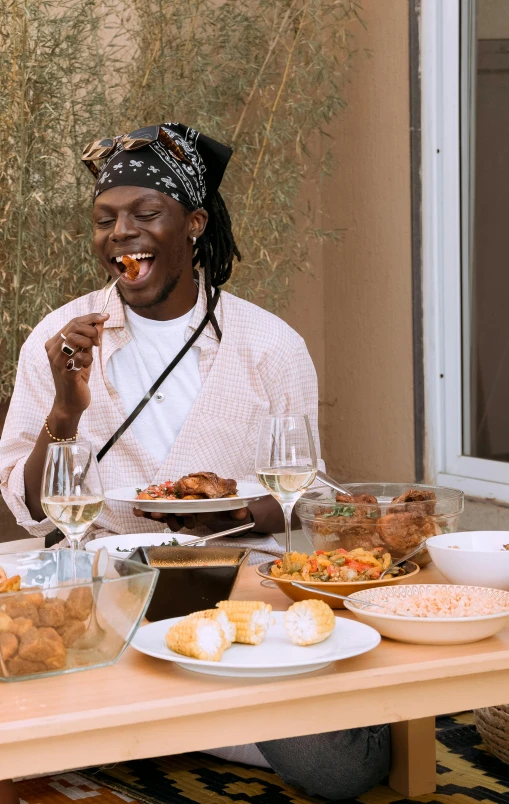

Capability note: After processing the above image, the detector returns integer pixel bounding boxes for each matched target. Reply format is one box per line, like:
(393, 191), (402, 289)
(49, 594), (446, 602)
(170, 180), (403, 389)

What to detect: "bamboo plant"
(0, 0), (361, 401)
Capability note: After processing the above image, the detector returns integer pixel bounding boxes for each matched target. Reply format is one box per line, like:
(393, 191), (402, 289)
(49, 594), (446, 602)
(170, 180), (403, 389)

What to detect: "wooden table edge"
(2, 562), (509, 798)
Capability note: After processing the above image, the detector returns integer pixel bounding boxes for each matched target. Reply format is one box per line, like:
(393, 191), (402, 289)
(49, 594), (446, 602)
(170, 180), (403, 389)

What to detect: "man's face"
(92, 186), (205, 310)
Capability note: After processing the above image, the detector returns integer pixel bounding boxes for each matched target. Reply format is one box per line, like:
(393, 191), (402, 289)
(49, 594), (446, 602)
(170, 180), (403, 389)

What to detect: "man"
(0, 123), (389, 800)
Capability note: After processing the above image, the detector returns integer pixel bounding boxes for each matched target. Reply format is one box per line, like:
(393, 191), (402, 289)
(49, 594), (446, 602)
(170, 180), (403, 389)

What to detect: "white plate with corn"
(131, 599), (381, 677)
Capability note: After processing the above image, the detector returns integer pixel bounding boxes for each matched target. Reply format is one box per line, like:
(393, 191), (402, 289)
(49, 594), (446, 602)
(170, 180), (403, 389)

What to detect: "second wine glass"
(41, 441), (104, 551)
(255, 415), (317, 552)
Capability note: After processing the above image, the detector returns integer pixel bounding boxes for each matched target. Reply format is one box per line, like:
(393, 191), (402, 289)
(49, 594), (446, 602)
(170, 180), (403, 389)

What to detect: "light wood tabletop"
(2, 560), (509, 797)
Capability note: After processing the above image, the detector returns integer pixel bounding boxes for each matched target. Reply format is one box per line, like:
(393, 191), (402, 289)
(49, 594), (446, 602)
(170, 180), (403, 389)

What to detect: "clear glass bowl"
(0, 549), (158, 682)
(296, 483), (464, 566)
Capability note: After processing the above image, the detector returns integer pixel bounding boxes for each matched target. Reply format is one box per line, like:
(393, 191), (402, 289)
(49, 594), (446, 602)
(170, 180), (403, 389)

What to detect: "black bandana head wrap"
(94, 122), (232, 209)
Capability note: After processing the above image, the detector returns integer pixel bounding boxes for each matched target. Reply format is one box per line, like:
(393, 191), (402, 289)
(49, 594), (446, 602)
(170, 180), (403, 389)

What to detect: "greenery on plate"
(116, 538), (180, 552)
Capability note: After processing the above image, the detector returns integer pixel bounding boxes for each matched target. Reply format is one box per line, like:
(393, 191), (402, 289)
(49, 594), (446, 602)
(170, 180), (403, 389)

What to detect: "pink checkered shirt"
(0, 273), (322, 540)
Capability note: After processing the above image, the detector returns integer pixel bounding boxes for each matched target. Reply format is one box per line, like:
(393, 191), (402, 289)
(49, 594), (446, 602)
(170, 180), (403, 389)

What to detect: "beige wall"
(477, 0), (509, 39)
(284, 0), (415, 482)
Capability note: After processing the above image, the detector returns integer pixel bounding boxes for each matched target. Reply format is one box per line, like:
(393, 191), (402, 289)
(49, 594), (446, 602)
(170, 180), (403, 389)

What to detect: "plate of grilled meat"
(105, 471), (269, 513)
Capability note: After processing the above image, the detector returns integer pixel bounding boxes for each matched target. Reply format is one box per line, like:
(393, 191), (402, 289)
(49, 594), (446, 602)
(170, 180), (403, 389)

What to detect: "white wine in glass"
(41, 441), (104, 551)
(255, 415), (317, 552)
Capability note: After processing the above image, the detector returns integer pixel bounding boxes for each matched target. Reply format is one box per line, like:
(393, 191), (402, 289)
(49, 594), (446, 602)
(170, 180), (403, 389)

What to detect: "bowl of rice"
(343, 584), (509, 644)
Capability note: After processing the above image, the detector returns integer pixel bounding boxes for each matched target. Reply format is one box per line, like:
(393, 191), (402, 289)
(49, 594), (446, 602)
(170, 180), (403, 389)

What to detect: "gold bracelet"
(44, 416), (78, 443)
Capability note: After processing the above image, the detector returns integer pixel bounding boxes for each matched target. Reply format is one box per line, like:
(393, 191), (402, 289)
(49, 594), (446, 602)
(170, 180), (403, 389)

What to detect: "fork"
(99, 275), (122, 315)
(290, 582), (412, 616)
(74, 275), (122, 486)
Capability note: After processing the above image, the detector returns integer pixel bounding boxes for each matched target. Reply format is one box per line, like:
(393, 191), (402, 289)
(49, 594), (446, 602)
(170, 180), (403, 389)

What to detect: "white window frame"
(422, 0), (509, 502)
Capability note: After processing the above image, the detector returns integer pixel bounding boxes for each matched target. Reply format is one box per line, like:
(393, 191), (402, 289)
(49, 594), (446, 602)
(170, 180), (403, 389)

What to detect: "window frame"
(422, 0), (509, 502)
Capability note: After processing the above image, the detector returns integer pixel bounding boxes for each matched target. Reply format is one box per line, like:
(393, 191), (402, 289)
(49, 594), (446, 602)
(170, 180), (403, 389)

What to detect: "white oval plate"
(130, 611), (381, 677)
(105, 481), (270, 514)
(85, 532), (200, 559)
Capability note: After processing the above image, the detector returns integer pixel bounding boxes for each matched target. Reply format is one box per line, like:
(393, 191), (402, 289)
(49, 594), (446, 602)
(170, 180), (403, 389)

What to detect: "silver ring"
(65, 358), (81, 372)
(61, 340), (75, 357)
(60, 332), (66, 341)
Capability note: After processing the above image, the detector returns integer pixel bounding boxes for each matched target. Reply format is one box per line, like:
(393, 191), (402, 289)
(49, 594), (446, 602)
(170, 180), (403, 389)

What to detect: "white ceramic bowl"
(427, 531), (509, 590)
(343, 584), (509, 644)
(85, 532), (200, 559)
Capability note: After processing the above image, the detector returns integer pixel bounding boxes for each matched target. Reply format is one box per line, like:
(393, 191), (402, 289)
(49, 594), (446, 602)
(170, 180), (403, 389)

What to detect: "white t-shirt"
(106, 305), (201, 465)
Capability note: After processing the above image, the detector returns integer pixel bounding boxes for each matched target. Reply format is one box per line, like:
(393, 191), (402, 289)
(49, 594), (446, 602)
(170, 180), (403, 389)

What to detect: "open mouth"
(112, 252), (155, 283)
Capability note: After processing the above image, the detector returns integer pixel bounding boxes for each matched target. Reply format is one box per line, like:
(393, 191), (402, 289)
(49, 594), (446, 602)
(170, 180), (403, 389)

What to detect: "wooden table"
(2, 563), (509, 797)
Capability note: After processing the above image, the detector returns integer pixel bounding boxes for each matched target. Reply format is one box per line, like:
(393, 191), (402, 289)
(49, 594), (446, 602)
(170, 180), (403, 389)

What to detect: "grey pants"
(256, 724), (391, 800)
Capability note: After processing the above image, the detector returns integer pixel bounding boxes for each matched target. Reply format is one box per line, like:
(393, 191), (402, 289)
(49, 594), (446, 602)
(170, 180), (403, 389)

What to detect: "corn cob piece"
(165, 615), (228, 661)
(284, 599), (335, 646)
(187, 608), (236, 647)
(217, 600), (272, 645)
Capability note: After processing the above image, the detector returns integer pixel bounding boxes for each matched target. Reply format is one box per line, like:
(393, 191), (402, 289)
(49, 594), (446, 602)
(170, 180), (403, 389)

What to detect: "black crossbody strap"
(96, 290), (220, 462)
(45, 291), (220, 548)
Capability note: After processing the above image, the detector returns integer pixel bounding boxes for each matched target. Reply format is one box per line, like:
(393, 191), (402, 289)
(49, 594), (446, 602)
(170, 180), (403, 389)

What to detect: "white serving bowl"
(427, 531), (509, 590)
(85, 532), (200, 559)
(343, 584), (509, 644)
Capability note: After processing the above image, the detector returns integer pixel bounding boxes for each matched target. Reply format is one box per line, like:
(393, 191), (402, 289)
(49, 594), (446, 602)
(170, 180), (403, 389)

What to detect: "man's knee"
(257, 724), (391, 801)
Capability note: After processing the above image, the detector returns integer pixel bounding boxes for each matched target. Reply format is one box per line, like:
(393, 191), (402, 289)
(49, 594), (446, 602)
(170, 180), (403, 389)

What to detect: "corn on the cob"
(284, 599), (335, 646)
(165, 615), (228, 661)
(187, 608), (236, 647)
(216, 600), (272, 645)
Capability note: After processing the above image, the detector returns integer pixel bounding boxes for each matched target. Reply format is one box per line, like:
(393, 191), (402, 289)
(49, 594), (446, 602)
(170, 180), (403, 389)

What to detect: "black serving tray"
(128, 545), (250, 622)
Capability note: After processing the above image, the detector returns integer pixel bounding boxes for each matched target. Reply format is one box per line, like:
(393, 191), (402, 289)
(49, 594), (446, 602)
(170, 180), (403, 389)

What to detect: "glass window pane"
(462, 0), (509, 461)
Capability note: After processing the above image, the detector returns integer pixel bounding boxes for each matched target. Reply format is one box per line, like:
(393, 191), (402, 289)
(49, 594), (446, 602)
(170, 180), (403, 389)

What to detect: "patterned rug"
(14, 714), (509, 803)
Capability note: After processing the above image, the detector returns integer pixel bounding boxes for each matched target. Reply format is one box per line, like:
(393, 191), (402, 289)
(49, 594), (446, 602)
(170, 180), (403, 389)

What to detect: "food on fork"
(216, 600), (272, 645)
(284, 600), (336, 646)
(136, 472), (238, 500)
(271, 547), (392, 583)
(121, 255), (140, 280)
(165, 614), (229, 661)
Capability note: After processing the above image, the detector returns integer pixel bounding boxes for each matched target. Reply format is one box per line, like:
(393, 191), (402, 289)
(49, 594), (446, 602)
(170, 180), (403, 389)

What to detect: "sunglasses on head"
(81, 125), (191, 177)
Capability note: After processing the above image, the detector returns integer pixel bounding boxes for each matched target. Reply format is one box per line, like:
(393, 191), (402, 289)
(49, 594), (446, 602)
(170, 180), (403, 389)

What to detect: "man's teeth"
(115, 253), (153, 263)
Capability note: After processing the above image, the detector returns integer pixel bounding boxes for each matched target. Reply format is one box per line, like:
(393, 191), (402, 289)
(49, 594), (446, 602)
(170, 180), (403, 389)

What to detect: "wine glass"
(255, 415), (317, 552)
(41, 441), (104, 553)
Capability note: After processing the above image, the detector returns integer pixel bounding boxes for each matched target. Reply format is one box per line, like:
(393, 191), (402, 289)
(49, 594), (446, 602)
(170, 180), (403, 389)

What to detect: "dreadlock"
(192, 191), (241, 341)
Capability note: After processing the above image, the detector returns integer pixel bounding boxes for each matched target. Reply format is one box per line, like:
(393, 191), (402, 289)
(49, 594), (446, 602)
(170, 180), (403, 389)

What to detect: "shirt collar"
(102, 271), (222, 343)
